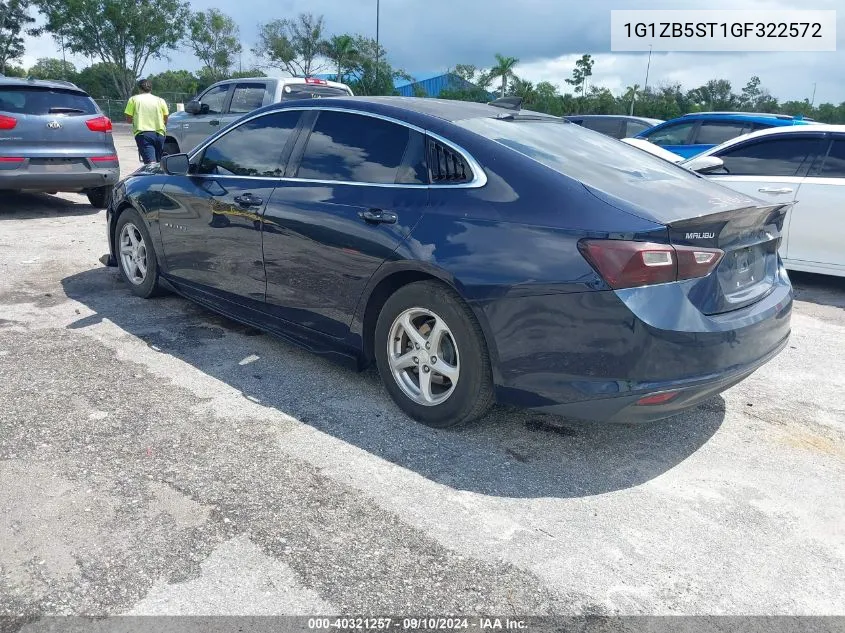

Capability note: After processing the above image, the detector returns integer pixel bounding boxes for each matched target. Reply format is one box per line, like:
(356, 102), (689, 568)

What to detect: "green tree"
(623, 84), (639, 115)
(34, 0), (190, 99)
(27, 56), (76, 80)
(74, 62), (127, 99)
(533, 81), (561, 115)
(509, 76), (536, 105)
(254, 12), (325, 77)
(488, 53), (518, 98)
(740, 76), (761, 109)
(186, 9), (240, 81)
(412, 83), (428, 98)
(320, 34), (358, 84)
(0, 0), (38, 73)
(344, 35), (409, 96)
(145, 69), (199, 99)
(687, 79), (735, 111)
(565, 54), (594, 99)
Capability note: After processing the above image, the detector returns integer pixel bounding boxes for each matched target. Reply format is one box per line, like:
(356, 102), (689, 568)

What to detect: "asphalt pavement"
(0, 129), (843, 621)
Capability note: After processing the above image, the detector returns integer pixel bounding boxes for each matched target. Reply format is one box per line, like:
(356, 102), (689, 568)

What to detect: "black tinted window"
(199, 85), (229, 114)
(0, 86), (97, 115)
(198, 111), (300, 176)
(229, 83), (267, 114)
(695, 121), (753, 145)
(297, 111), (410, 183)
(581, 118), (623, 137)
(626, 121), (652, 137)
(819, 140), (845, 178)
(718, 137), (819, 177)
(646, 121), (696, 146)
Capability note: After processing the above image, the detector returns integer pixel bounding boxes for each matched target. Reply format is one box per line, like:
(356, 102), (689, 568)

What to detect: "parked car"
(620, 137), (684, 163)
(634, 112), (816, 159)
(0, 76), (118, 207)
(164, 76), (354, 155)
(564, 114), (663, 139)
(682, 125), (845, 278)
(105, 97), (792, 428)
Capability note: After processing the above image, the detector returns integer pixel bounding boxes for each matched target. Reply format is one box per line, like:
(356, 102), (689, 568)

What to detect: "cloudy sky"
(20, 0), (845, 104)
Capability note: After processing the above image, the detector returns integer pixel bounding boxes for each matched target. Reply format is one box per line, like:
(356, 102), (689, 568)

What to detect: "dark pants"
(135, 131), (165, 164)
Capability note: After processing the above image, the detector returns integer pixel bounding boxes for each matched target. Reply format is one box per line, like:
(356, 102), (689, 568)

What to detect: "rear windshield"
(281, 84), (351, 100)
(457, 117), (754, 222)
(0, 86), (98, 115)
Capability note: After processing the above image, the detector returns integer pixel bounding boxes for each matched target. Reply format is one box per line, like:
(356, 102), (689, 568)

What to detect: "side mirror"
(161, 153), (190, 176)
(684, 155), (725, 174)
(184, 100), (202, 115)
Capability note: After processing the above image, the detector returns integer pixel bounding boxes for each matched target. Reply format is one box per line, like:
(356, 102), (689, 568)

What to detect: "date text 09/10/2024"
(307, 617), (528, 630)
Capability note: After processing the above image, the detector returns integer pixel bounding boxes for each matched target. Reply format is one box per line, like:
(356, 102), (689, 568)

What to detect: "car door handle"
(758, 187), (793, 195)
(358, 208), (397, 224)
(234, 193), (263, 208)
(209, 119), (220, 126)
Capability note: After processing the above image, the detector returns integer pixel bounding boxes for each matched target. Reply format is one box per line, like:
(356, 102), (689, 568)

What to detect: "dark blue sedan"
(105, 97), (793, 428)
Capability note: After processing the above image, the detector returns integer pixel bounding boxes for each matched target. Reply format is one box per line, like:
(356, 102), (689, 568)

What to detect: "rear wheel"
(114, 208), (161, 298)
(87, 185), (114, 209)
(374, 280), (494, 428)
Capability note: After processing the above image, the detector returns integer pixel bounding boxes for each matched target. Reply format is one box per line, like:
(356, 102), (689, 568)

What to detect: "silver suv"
(164, 76), (354, 154)
(0, 77), (119, 207)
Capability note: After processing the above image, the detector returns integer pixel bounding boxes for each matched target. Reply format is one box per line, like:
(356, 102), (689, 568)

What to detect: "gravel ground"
(0, 128), (843, 620)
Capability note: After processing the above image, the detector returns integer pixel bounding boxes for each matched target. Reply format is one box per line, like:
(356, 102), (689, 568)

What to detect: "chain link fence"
(94, 92), (194, 121)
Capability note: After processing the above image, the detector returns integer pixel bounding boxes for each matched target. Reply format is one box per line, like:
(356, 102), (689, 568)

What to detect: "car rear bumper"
(482, 268), (793, 423)
(0, 168), (119, 192)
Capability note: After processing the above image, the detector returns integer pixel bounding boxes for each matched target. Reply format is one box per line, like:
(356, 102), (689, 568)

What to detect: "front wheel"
(374, 281), (494, 428)
(114, 208), (161, 298)
(87, 185), (114, 209)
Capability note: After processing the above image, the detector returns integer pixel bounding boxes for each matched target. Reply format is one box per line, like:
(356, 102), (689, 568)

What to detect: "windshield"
(0, 86), (98, 115)
(457, 117), (753, 222)
(281, 84), (351, 99)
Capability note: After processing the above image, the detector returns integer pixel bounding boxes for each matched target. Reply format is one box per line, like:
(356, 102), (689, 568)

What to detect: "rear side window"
(0, 86), (97, 115)
(818, 140), (845, 178)
(694, 121), (753, 145)
(228, 83), (267, 114)
(428, 139), (472, 184)
(716, 137), (820, 177)
(198, 111), (300, 176)
(297, 110), (410, 184)
(580, 118), (623, 138)
(281, 84), (351, 100)
(645, 121), (696, 146)
(625, 121), (652, 137)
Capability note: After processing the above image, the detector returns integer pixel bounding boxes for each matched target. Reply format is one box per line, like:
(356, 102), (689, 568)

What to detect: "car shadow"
(789, 271), (845, 309)
(60, 266), (726, 499)
(0, 192), (100, 219)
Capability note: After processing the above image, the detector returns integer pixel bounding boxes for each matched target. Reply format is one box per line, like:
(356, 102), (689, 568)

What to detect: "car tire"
(87, 185), (114, 209)
(114, 207), (161, 298)
(162, 140), (180, 157)
(374, 280), (494, 428)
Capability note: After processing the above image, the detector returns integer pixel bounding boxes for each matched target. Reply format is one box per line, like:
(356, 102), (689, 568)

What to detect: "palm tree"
(624, 84), (640, 115)
(320, 34), (358, 84)
(489, 54), (519, 98)
(509, 77), (536, 105)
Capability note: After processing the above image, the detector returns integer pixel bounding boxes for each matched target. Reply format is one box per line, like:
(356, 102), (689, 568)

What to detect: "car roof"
(678, 111), (814, 124)
(267, 95), (561, 123)
(212, 76), (352, 90)
(565, 114), (663, 124)
(0, 77), (86, 92)
(684, 123), (845, 160)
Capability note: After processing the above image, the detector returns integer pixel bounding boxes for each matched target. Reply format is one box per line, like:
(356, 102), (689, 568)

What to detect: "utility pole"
(374, 0), (380, 88)
(643, 44), (652, 94)
(810, 82), (817, 107)
(60, 31), (67, 79)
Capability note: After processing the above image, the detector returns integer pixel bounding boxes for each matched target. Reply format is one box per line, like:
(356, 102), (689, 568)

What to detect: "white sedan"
(680, 125), (845, 278)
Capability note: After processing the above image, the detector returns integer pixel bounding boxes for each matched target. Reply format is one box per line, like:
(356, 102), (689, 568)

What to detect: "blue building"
(395, 73), (494, 99)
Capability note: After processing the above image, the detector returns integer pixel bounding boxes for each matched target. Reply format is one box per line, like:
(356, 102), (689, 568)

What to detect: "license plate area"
(29, 158), (86, 173)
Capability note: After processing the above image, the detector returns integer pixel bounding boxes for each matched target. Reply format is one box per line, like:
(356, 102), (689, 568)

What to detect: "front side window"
(694, 121), (753, 145)
(228, 83), (267, 114)
(199, 85), (229, 115)
(818, 139), (845, 178)
(716, 137), (820, 177)
(625, 121), (652, 137)
(197, 111), (301, 176)
(645, 121), (696, 146)
(296, 110), (412, 184)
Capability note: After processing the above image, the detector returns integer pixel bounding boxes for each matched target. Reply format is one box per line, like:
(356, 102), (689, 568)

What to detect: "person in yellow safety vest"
(124, 79), (169, 164)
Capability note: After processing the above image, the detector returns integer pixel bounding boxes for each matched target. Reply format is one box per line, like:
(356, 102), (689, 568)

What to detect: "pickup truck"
(164, 76), (354, 155)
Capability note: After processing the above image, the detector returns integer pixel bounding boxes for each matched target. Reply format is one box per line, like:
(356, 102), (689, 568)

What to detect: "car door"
(781, 135), (845, 273)
(157, 110), (302, 306)
(641, 120), (698, 158)
(180, 83), (232, 151)
(705, 134), (826, 259)
(261, 108), (429, 339)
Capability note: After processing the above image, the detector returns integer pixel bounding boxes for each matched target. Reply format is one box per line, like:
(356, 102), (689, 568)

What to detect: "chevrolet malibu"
(105, 97), (793, 428)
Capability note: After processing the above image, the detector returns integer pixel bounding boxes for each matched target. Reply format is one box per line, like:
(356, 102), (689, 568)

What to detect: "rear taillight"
(90, 155), (118, 163)
(0, 115), (16, 130)
(86, 116), (113, 132)
(636, 391), (679, 406)
(304, 77), (328, 85)
(0, 156), (24, 163)
(579, 240), (724, 289)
